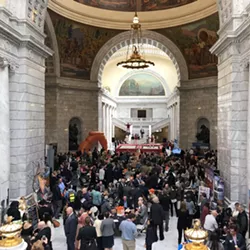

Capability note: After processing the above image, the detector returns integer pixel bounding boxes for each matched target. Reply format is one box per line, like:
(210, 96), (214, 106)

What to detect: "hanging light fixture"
(117, 11), (155, 69)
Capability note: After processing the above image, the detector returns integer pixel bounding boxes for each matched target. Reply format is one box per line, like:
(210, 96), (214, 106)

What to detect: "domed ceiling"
(48, 0), (217, 29)
(74, 0), (196, 12)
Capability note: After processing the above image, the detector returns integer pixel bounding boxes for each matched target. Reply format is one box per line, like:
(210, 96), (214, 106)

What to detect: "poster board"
(213, 175), (224, 205)
(198, 186), (210, 203)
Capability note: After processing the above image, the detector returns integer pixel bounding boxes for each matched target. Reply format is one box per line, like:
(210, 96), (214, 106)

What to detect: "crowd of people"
(5, 146), (249, 250)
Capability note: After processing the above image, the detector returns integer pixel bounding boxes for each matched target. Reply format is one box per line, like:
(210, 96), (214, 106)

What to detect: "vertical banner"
(213, 175), (224, 206)
(204, 166), (214, 191)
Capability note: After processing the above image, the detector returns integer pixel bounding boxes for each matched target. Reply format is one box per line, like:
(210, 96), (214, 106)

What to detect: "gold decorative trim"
(48, 0), (217, 30)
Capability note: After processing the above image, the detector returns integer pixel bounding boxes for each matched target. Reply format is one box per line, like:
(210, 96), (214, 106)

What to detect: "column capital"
(0, 57), (19, 72)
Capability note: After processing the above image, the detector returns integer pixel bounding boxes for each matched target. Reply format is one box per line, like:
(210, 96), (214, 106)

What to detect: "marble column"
(148, 125), (152, 138)
(0, 58), (10, 203)
(247, 61), (250, 204)
(102, 103), (106, 135)
(106, 105), (110, 148)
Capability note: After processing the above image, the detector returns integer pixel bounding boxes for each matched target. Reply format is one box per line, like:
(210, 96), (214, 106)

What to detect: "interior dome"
(48, 0), (217, 30)
(74, 0), (196, 12)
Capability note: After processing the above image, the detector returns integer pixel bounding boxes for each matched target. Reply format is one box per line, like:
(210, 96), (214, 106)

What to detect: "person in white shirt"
(94, 214), (104, 250)
(99, 166), (105, 181)
(204, 210), (218, 233)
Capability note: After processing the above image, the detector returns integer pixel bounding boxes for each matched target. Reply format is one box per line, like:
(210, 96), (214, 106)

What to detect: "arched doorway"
(69, 117), (82, 151)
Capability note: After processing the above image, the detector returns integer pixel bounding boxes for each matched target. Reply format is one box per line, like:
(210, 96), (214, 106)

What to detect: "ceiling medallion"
(117, 12), (155, 70)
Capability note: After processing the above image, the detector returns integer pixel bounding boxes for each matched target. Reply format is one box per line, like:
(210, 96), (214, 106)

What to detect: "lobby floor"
(53, 216), (179, 250)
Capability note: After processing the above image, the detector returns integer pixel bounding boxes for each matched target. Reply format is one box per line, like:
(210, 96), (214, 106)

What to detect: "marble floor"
(53, 216), (179, 250)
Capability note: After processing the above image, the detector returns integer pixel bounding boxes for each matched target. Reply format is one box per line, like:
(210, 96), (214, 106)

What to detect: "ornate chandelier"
(117, 12), (155, 69)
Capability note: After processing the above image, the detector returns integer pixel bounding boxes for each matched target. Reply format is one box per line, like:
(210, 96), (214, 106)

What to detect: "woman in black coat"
(7, 201), (21, 221)
(177, 201), (189, 244)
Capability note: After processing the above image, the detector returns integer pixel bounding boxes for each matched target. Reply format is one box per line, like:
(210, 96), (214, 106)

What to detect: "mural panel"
(119, 73), (165, 96)
(74, 0), (197, 12)
(156, 13), (219, 78)
(49, 10), (121, 79)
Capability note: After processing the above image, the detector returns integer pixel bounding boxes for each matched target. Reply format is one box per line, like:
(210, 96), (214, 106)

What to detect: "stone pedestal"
(0, 240), (27, 250)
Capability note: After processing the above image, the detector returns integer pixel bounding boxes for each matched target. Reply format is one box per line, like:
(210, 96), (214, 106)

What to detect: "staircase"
(151, 118), (170, 133)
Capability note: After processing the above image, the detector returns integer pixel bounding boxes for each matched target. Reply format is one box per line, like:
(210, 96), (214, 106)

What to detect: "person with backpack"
(65, 186), (76, 209)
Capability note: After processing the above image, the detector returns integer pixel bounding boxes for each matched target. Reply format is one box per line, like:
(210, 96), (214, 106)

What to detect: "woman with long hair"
(177, 201), (189, 244)
(206, 231), (224, 250)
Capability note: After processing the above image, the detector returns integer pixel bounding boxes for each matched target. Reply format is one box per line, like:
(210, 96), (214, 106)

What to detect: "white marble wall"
(0, 59), (10, 203)
(0, 2), (52, 199)
(211, 0), (250, 204)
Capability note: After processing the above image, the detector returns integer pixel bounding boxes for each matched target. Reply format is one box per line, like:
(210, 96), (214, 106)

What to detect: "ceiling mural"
(49, 10), (219, 80)
(49, 10), (121, 79)
(156, 13), (219, 78)
(74, 0), (197, 12)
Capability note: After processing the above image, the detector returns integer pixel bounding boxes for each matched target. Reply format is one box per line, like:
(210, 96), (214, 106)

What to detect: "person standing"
(101, 212), (115, 250)
(145, 220), (157, 250)
(150, 196), (165, 241)
(224, 225), (246, 250)
(159, 189), (170, 232)
(94, 214), (104, 250)
(64, 207), (77, 250)
(204, 210), (218, 234)
(177, 201), (189, 244)
(77, 216), (98, 250)
(236, 204), (248, 238)
(119, 213), (137, 250)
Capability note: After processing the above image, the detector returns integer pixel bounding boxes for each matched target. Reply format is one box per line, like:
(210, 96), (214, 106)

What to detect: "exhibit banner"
(204, 166), (214, 191)
(213, 175), (224, 205)
(198, 186), (210, 203)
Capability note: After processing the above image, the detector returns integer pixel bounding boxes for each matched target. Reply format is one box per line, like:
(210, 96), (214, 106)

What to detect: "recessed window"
(138, 110), (146, 118)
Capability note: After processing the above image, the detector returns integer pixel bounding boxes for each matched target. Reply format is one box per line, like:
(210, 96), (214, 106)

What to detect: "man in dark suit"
(150, 196), (165, 241)
(224, 225), (246, 250)
(64, 207), (77, 250)
(237, 204), (248, 238)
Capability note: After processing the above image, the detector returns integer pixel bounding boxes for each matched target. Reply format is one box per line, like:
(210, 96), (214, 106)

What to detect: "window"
(138, 110), (146, 118)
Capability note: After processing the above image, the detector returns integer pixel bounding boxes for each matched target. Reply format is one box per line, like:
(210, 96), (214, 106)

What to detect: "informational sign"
(198, 186), (210, 203)
(204, 166), (214, 191)
(213, 175), (224, 205)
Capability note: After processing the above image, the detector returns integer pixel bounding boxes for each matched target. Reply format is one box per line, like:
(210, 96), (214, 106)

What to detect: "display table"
(0, 240), (27, 250)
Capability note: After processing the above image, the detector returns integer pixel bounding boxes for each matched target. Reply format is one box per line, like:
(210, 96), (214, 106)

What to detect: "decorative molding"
(91, 31), (188, 87)
(48, 0), (217, 30)
(27, 0), (48, 30)
(0, 56), (19, 72)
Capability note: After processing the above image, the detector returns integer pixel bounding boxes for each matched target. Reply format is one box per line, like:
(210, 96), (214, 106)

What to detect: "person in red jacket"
(201, 202), (210, 227)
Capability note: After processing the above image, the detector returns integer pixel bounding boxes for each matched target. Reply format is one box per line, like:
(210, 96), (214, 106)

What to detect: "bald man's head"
(38, 221), (45, 230)
(66, 206), (73, 216)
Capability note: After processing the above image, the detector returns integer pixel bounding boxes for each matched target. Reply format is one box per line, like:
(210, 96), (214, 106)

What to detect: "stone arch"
(116, 69), (170, 97)
(90, 30), (189, 86)
(69, 117), (82, 151)
(44, 11), (60, 77)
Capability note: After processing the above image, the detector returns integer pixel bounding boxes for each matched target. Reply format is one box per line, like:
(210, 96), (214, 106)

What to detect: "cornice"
(48, 0), (217, 30)
(45, 76), (99, 92)
(0, 9), (53, 59)
(211, 15), (250, 56)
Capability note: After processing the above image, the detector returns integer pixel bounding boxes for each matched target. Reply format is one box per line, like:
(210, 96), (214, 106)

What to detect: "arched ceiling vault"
(48, 0), (217, 30)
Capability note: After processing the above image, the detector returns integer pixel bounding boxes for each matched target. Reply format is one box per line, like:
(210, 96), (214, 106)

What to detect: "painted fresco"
(74, 0), (196, 12)
(119, 73), (165, 96)
(141, 0), (196, 11)
(157, 13), (219, 78)
(49, 11), (120, 79)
